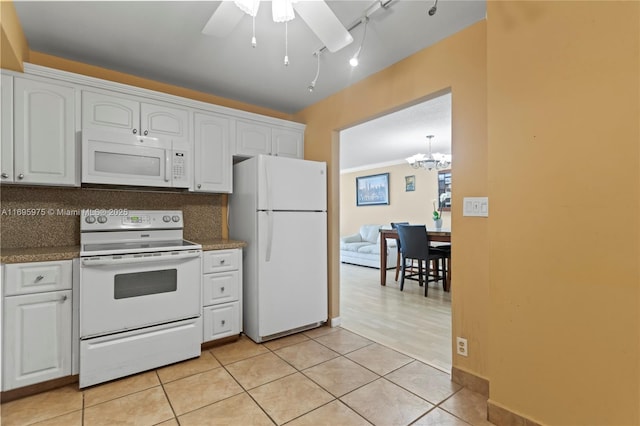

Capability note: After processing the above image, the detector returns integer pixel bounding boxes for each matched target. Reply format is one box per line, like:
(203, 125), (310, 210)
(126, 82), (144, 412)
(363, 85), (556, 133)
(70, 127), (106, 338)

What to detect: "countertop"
(0, 239), (246, 264)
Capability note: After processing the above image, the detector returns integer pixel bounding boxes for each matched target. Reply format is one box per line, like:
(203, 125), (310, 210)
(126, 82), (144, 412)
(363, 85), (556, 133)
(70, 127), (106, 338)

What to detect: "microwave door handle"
(164, 150), (170, 183)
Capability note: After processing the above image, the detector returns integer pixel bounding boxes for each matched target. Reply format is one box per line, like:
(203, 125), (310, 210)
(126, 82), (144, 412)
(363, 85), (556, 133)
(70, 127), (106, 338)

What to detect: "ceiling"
(13, 0), (485, 170)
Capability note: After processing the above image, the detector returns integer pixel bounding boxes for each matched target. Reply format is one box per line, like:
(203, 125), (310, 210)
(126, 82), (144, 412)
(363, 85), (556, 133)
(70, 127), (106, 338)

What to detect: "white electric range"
(78, 210), (202, 388)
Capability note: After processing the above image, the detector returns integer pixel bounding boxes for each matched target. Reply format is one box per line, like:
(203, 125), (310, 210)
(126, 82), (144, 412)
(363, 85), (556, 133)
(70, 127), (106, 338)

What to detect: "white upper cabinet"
(272, 127), (304, 159)
(235, 119), (303, 159)
(194, 112), (232, 193)
(235, 120), (272, 157)
(1, 74), (14, 183)
(5, 76), (78, 186)
(82, 91), (189, 144)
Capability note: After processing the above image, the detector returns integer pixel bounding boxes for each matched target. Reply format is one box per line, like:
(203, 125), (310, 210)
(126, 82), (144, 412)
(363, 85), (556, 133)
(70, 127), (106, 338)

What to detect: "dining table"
(379, 227), (452, 289)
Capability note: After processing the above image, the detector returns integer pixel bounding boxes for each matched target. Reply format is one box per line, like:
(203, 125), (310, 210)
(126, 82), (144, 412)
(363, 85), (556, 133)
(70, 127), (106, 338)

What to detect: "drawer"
(203, 302), (240, 342)
(203, 271), (239, 306)
(202, 249), (240, 273)
(4, 260), (72, 296)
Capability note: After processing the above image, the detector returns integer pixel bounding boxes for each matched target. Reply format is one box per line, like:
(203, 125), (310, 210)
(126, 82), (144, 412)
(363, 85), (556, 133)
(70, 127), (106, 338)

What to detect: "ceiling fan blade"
(202, 2), (245, 37)
(293, 1), (353, 53)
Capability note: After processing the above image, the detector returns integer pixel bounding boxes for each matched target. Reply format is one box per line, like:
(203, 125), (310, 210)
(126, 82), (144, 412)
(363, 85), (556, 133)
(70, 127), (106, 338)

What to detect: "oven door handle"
(81, 251), (201, 266)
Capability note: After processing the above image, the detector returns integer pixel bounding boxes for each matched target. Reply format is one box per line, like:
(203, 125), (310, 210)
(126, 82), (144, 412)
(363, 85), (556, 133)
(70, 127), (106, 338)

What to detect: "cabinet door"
(3, 290), (72, 391)
(272, 127), (304, 159)
(202, 302), (240, 342)
(235, 120), (271, 157)
(82, 91), (139, 135)
(140, 102), (189, 143)
(1, 74), (13, 182)
(13, 78), (77, 186)
(194, 112), (231, 193)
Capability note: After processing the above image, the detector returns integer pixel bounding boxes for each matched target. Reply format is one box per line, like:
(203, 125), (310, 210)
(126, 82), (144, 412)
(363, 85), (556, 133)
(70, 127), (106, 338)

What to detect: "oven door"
(79, 250), (201, 338)
(82, 129), (173, 187)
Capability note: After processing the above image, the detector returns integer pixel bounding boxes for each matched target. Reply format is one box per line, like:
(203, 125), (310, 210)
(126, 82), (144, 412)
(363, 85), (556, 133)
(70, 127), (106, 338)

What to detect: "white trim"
(330, 316), (341, 327)
(340, 158), (407, 175)
(19, 63), (305, 131)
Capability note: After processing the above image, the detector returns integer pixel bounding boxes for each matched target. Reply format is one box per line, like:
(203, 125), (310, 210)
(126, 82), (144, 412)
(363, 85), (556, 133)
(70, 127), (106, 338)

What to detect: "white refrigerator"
(229, 155), (328, 343)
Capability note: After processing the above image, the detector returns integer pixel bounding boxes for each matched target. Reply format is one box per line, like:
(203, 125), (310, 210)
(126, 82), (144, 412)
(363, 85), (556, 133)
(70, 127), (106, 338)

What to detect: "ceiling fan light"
(272, 0), (295, 22)
(234, 0), (260, 17)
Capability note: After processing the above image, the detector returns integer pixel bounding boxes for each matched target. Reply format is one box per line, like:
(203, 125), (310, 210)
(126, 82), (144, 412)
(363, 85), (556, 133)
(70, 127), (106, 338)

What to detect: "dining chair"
(390, 222), (410, 281)
(396, 224), (447, 297)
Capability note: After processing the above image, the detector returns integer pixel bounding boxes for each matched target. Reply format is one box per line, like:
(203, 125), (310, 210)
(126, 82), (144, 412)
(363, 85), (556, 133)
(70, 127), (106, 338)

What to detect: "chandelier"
(406, 135), (451, 171)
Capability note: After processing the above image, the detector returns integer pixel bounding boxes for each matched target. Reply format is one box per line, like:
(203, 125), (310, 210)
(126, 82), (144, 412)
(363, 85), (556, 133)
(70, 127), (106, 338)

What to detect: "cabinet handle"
(220, 286), (225, 292)
(144, 130), (149, 136)
(17, 173), (24, 180)
(132, 129), (137, 134)
(60, 295), (68, 303)
(221, 320), (226, 326)
(34, 275), (44, 282)
(1, 172), (8, 179)
(197, 184), (202, 189)
(220, 259), (225, 264)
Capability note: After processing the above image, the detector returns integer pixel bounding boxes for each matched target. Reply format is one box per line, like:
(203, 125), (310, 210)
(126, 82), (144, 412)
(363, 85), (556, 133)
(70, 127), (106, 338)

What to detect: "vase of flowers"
(432, 201), (443, 228)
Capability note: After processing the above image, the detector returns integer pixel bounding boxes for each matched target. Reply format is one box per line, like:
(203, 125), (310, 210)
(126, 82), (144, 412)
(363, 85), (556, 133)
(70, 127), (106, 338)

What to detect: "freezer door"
(257, 211), (327, 337)
(257, 155), (326, 211)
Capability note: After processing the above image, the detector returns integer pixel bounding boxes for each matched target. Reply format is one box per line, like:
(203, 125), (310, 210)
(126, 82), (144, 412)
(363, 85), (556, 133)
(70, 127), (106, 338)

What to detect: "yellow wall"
(0, 0), (29, 71)
(340, 163), (450, 236)
(486, 1), (639, 424)
(294, 21), (490, 379)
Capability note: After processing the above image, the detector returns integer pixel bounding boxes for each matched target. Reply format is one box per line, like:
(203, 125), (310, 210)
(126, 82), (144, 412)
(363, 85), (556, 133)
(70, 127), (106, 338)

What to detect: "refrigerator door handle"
(264, 157), (272, 213)
(265, 211), (273, 262)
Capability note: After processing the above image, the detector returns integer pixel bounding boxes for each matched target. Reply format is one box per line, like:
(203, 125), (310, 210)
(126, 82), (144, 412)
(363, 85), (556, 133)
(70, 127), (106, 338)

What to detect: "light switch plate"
(463, 197), (489, 217)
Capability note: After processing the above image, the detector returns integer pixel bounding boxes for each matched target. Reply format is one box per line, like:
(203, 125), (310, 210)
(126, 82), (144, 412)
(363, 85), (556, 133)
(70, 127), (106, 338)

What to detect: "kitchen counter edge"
(0, 240), (246, 264)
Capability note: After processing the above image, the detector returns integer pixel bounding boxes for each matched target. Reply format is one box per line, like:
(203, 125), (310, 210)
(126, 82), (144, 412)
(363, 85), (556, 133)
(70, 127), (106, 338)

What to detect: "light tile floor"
(1, 327), (491, 426)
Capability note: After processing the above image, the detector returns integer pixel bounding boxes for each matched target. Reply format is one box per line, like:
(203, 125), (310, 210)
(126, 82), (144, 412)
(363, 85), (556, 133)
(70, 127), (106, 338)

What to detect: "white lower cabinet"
(3, 290), (72, 391)
(202, 249), (242, 343)
(2, 260), (73, 391)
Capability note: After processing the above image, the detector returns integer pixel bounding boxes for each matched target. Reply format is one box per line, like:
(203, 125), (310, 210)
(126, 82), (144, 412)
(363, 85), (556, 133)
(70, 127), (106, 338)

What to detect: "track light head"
(428, 0), (438, 16)
(349, 56), (359, 67)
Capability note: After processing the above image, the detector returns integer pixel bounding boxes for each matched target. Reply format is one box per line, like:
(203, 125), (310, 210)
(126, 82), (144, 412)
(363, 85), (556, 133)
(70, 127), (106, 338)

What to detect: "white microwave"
(82, 129), (190, 188)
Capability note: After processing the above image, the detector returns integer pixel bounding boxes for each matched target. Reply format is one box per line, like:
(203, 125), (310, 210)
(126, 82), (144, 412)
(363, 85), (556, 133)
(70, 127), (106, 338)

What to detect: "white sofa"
(340, 224), (398, 269)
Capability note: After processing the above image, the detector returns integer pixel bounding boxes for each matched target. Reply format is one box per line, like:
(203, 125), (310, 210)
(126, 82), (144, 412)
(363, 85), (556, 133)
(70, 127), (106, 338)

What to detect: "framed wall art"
(405, 175), (415, 192)
(356, 173), (390, 206)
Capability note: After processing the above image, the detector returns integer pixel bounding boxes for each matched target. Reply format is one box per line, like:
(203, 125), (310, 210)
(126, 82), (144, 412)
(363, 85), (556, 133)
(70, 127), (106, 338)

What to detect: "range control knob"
(171, 215), (180, 223)
(97, 216), (108, 224)
(85, 216), (96, 224)
(162, 215), (171, 223)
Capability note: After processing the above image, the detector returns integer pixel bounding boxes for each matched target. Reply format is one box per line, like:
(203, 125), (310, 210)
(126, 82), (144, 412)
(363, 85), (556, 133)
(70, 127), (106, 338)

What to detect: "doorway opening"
(337, 91), (452, 372)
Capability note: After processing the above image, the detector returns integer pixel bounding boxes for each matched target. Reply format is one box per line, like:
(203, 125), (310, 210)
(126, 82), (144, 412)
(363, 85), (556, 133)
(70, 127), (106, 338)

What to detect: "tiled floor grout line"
(156, 369), (180, 425)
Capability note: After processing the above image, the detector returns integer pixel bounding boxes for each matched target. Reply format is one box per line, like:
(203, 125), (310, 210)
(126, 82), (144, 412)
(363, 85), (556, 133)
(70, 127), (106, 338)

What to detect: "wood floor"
(339, 262), (452, 373)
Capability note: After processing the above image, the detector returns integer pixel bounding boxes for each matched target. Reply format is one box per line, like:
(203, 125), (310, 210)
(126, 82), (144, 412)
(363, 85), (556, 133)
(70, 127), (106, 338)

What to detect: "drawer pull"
(34, 275), (45, 283)
(220, 286), (225, 293)
(221, 320), (226, 326)
(60, 295), (68, 303)
(220, 259), (226, 264)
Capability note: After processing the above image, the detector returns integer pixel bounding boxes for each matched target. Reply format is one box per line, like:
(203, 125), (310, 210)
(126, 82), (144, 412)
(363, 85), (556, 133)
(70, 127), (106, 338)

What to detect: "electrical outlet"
(456, 337), (468, 357)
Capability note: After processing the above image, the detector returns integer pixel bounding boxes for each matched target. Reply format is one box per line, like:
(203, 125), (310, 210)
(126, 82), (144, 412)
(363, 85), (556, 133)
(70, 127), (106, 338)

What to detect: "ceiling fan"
(202, 0), (354, 53)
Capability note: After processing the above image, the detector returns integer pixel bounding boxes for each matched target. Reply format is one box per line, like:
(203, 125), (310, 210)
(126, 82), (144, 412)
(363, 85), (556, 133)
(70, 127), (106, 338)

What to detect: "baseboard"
(487, 399), (543, 426)
(451, 366), (490, 397)
(330, 316), (342, 327)
(0, 375), (79, 403)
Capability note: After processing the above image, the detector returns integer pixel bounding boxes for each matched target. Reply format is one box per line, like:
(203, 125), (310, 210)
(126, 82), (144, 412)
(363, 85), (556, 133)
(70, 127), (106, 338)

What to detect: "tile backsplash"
(0, 186), (224, 249)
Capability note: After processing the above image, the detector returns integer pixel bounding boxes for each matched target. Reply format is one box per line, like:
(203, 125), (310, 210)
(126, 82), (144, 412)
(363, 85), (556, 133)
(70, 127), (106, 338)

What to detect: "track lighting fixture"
(428, 0), (438, 16)
(308, 51), (321, 92)
(349, 17), (369, 67)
